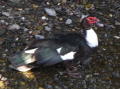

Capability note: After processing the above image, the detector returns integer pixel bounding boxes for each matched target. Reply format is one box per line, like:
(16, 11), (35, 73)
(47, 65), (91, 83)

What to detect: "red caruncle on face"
(86, 17), (100, 24)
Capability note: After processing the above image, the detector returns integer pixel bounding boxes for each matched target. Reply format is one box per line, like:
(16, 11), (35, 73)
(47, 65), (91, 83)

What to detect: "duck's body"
(9, 38), (78, 71)
(9, 17), (103, 72)
(9, 29), (97, 71)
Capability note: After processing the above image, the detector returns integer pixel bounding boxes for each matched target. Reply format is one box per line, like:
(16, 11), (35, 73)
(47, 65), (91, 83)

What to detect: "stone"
(0, 29), (6, 36)
(45, 84), (53, 89)
(8, 24), (20, 30)
(112, 71), (120, 78)
(21, 17), (25, 21)
(80, 14), (88, 22)
(23, 28), (29, 32)
(65, 19), (72, 25)
(54, 86), (62, 89)
(62, 0), (67, 3)
(115, 21), (120, 26)
(51, 0), (61, 4)
(32, 0), (43, 3)
(0, 38), (5, 45)
(2, 12), (10, 17)
(34, 35), (45, 40)
(0, 20), (5, 23)
(44, 8), (57, 16)
(9, 0), (21, 3)
(44, 26), (51, 31)
(1, 77), (7, 81)
(114, 36), (120, 39)
(41, 16), (48, 20)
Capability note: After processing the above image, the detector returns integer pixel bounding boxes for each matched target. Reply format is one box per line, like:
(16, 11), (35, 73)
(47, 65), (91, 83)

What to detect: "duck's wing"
(33, 47), (63, 66)
(24, 39), (58, 50)
(25, 32), (84, 50)
(53, 32), (85, 46)
(34, 45), (77, 66)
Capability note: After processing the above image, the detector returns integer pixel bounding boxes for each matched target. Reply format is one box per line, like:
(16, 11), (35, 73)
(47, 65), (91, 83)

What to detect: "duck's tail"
(8, 51), (36, 72)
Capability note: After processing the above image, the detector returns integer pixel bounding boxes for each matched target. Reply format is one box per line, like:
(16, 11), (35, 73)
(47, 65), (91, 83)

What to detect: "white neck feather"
(85, 28), (98, 48)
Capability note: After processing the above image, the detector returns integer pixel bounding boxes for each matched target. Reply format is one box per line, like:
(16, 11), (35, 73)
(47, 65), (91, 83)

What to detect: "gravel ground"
(0, 0), (120, 89)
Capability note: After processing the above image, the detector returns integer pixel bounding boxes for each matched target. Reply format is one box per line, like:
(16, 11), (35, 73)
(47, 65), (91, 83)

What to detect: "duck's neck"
(84, 28), (98, 48)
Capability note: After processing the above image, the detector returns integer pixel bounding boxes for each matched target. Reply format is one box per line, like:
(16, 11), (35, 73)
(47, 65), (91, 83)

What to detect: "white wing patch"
(85, 28), (98, 48)
(56, 47), (62, 54)
(61, 51), (76, 60)
(25, 48), (38, 54)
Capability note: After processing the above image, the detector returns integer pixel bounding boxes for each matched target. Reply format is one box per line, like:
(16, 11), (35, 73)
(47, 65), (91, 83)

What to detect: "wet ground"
(0, 0), (120, 89)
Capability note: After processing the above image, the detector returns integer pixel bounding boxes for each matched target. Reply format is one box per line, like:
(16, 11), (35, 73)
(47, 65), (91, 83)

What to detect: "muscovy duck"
(8, 17), (104, 72)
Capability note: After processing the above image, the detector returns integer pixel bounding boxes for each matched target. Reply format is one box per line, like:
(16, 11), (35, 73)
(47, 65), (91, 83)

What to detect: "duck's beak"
(95, 22), (104, 27)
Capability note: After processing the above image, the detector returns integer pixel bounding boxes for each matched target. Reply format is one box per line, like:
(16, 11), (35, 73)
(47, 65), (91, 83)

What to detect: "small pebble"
(9, 0), (21, 3)
(57, 3), (61, 5)
(2, 12), (10, 17)
(8, 24), (20, 30)
(44, 8), (57, 16)
(34, 35), (45, 40)
(93, 73), (99, 75)
(45, 84), (53, 89)
(1, 77), (7, 81)
(21, 17), (25, 21)
(54, 86), (62, 89)
(0, 29), (6, 36)
(80, 14), (88, 22)
(65, 19), (72, 25)
(51, 0), (61, 4)
(46, 2), (50, 5)
(96, 22), (104, 27)
(86, 74), (92, 79)
(0, 38), (5, 45)
(15, 37), (19, 41)
(109, 14), (113, 17)
(82, 80), (87, 88)
(112, 72), (120, 78)
(2, 53), (7, 57)
(115, 21), (120, 26)
(44, 26), (51, 31)
(32, 4), (39, 8)
(42, 22), (48, 26)
(0, 20), (8, 25)
(59, 18), (63, 21)
(23, 28), (29, 32)
(5, 49), (8, 52)
(62, 0), (67, 3)
(29, 31), (32, 34)
(17, 8), (23, 11)
(114, 36), (120, 39)
(0, 20), (5, 23)
(41, 16), (48, 20)
(102, 48), (106, 51)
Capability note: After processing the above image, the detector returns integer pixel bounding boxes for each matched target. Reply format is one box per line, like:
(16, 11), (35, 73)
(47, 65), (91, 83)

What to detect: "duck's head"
(82, 16), (104, 29)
